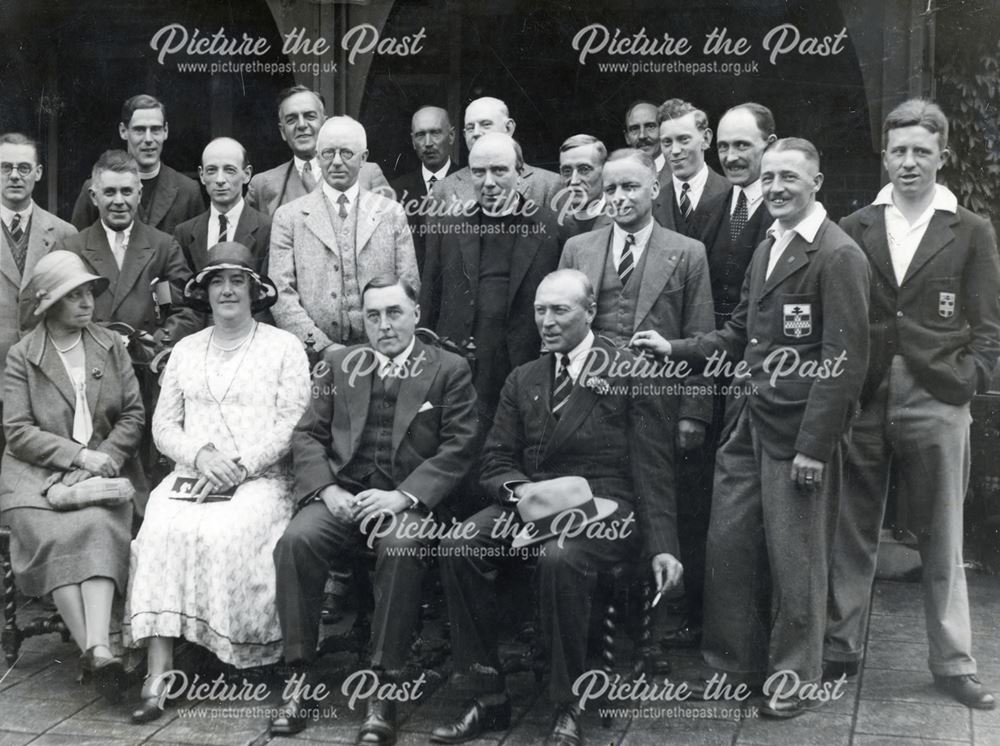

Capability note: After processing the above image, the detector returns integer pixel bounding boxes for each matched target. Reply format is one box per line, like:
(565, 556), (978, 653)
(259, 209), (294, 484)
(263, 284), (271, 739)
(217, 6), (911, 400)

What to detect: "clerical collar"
(139, 163), (161, 180)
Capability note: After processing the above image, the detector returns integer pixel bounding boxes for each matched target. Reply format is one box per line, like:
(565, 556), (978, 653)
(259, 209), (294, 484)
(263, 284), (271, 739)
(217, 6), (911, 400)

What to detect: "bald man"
(433, 97), (563, 211)
(269, 116), (418, 350)
(390, 106), (460, 271)
(173, 137), (271, 276)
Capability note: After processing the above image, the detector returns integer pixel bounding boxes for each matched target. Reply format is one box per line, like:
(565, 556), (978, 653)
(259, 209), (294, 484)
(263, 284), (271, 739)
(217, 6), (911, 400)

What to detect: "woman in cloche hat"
(0, 250), (147, 701)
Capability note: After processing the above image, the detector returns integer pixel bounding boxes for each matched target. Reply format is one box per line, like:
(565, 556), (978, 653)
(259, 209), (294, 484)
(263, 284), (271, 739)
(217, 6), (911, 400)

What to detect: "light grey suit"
(246, 160), (389, 219)
(269, 188), (418, 349)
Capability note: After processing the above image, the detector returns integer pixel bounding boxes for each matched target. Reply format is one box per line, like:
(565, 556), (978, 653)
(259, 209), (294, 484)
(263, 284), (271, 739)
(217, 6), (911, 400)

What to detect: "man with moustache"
(269, 116), (418, 352)
(555, 134), (613, 238)
(652, 99), (729, 239)
(246, 86), (388, 219)
(624, 100), (666, 175)
(431, 269), (682, 746)
(390, 106), (460, 271)
(632, 139), (870, 717)
(70, 95), (204, 235)
(1, 132), (76, 452)
(420, 132), (562, 418)
(661, 103), (778, 651)
(824, 99), (1000, 709)
(433, 97), (562, 211)
(270, 276), (479, 741)
(173, 138), (270, 275)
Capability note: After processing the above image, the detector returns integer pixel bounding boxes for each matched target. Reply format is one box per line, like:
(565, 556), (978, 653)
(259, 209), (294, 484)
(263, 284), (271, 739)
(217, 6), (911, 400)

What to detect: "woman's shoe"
(131, 675), (173, 724)
(75, 653), (92, 685)
(83, 646), (126, 703)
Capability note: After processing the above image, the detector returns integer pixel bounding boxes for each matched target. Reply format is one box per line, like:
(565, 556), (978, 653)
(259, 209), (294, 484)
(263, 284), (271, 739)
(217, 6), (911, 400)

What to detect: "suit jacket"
(53, 221), (201, 344)
(434, 163), (564, 212)
(269, 188), (418, 349)
(671, 217), (871, 461)
(841, 203), (1000, 406)
(71, 164), (204, 235)
(652, 166), (730, 240)
(246, 160), (389, 219)
(479, 338), (678, 558)
(173, 204), (272, 275)
(419, 205), (563, 385)
(2, 205), (76, 387)
(292, 339), (479, 509)
(559, 211), (614, 241)
(0, 323), (146, 511)
(390, 161), (461, 272)
(559, 223), (714, 422)
(700, 187), (773, 325)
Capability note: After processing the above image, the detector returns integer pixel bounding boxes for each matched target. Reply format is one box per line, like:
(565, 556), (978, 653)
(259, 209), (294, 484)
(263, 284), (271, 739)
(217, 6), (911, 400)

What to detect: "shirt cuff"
(502, 480), (530, 504)
(401, 490), (421, 509)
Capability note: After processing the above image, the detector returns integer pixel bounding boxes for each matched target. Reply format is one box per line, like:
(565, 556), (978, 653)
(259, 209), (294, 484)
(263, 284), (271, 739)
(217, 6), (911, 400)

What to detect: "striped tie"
(618, 233), (636, 284)
(551, 354), (572, 417)
(679, 182), (693, 219)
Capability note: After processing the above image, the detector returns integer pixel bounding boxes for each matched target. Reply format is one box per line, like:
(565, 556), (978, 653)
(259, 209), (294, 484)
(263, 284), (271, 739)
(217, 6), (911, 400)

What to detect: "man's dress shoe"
(545, 703), (582, 746)
(430, 696), (512, 743)
(934, 674), (997, 710)
(270, 691), (309, 736)
(357, 699), (397, 745)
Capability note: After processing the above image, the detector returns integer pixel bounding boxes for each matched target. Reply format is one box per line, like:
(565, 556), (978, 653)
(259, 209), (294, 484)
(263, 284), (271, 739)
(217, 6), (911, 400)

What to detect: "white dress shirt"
(208, 199), (246, 247)
(673, 163), (710, 211)
(765, 203), (828, 279)
(654, 153), (666, 174)
(422, 160), (452, 194)
(730, 179), (764, 218)
(873, 183), (958, 284)
(294, 155), (321, 185)
(102, 221), (134, 269)
(322, 181), (361, 218)
(1, 200), (33, 231)
(373, 336), (416, 378)
(611, 218), (655, 268)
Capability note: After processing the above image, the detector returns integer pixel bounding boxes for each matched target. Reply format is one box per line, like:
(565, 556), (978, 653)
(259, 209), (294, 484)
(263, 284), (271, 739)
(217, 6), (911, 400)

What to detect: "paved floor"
(2, 574), (999, 745)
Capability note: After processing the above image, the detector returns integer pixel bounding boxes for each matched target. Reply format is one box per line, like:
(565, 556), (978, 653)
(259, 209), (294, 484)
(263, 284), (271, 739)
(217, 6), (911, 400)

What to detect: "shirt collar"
(672, 163), (708, 198)
(322, 181), (361, 210)
(421, 160), (452, 184)
(210, 198), (245, 222)
(612, 216), (655, 250)
(872, 182), (958, 214)
(767, 202), (828, 244)
(293, 155), (319, 177)
(373, 336), (416, 377)
(557, 330), (596, 377)
(733, 179), (763, 208)
(654, 153), (666, 173)
(101, 220), (134, 246)
(1, 200), (33, 227)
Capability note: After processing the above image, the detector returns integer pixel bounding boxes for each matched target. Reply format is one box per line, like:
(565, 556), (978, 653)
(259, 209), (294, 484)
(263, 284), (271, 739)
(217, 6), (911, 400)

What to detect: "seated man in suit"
(55, 149), (199, 346)
(652, 99), (729, 239)
(632, 138), (870, 718)
(270, 275), (478, 741)
(661, 103), (777, 651)
(390, 105), (460, 271)
(269, 116), (418, 352)
(624, 100), (666, 175)
(70, 94), (204, 235)
(434, 97), (562, 211)
(555, 134), (612, 238)
(246, 86), (388, 218)
(174, 137), (270, 275)
(430, 269), (682, 746)
(1, 131), (76, 452)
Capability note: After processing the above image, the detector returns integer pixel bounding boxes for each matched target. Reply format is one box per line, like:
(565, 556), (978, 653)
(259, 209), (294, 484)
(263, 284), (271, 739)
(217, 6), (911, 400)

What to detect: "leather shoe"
(546, 703), (582, 746)
(659, 622), (702, 649)
(822, 660), (859, 681)
(83, 647), (125, 704)
(933, 674), (997, 710)
(430, 696), (511, 743)
(357, 699), (396, 745)
(759, 697), (824, 719)
(270, 691), (310, 736)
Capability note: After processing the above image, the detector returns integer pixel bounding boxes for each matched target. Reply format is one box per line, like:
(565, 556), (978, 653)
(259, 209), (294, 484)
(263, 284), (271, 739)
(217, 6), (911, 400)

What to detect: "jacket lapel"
(0, 231), (18, 288)
(27, 326), (76, 408)
(22, 211), (58, 288)
(147, 165), (179, 230)
(81, 326), (109, 416)
(459, 222), (481, 307)
(112, 224), (154, 313)
(540, 346), (604, 462)
(507, 217), (542, 312)
(759, 228), (815, 299)
(901, 211), (958, 286)
(345, 348), (374, 458)
(302, 191), (340, 253)
(634, 226), (681, 329)
(233, 208), (259, 248)
(578, 227), (612, 295)
(355, 190), (381, 254)
(82, 224), (120, 284)
(391, 341), (438, 453)
(859, 208), (898, 289)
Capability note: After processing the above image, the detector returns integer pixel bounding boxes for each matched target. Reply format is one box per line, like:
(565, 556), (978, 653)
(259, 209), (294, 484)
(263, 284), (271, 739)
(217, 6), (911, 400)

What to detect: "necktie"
(112, 231), (126, 269)
(10, 213), (23, 242)
(301, 161), (317, 192)
(679, 182), (693, 219)
(551, 354), (572, 417)
(618, 233), (636, 284)
(218, 213), (229, 242)
(427, 174), (438, 194)
(9, 213), (26, 274)
(337, 194), (349, 220)
(730, 189), (748, 242)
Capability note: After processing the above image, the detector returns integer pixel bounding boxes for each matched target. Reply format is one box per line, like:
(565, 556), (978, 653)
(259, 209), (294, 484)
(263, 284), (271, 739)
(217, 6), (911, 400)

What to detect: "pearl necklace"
(52, 332), (83, 353)
(210, 323), (257, 352)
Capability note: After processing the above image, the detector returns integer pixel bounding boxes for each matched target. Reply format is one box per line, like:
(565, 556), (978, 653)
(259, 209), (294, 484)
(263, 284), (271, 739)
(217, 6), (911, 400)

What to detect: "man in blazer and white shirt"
(246, 86), (388, 219)
(825, 99), (1000, 710)
(633, 138), (871, 718)
(70, 94), (204, 235)
(269, 116), (418, 351)
(1, 132), (76, 451)
(652, 99), (730, 239)
(270, 276), (478, 741)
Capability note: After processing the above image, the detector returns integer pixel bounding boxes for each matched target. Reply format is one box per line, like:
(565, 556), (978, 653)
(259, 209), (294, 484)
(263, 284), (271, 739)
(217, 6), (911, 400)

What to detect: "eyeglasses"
(1, 163), (35, 176)
(318, 148), (356, 162)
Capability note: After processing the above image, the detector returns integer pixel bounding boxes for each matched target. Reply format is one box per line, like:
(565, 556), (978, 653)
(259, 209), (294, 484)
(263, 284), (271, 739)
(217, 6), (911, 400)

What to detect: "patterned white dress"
(124, 323), (310, 668)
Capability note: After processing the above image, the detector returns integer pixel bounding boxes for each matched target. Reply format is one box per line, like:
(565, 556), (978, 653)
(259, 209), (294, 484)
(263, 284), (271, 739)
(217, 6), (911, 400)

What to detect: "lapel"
(858, 207), (897, 289)
(655, 177), (679, 232)
(191, 211), (211, 262)
(578, 227), (613, 292)
(81, 326), (109, 416)
(82, 223), (120, 284)
(459, 218), (481, 305)
(112, 223), (155, 313)
(759, 223), (820, 299)
(302, 191), (340, 253)
(27, 325), (76, 409)
(22, 210), (58, 289)
(355, 190), (383, 254)
(507, 214), (543, 312)
(147, 164), (179, 230)
(233, 206), (260, 247)
(0, 227), (18, 289)
(901, 211), (959, 286)
(541, 344), (605, 462)
(391, 341), (438, 453)
(634, 225), (681, 329)
(344, 347), (374, 458)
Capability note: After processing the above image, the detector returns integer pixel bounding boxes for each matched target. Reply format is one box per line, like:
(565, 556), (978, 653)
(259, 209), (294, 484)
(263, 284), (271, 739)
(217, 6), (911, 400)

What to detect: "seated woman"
(1, 251), (146, 701)
(124, 242), (310, 723)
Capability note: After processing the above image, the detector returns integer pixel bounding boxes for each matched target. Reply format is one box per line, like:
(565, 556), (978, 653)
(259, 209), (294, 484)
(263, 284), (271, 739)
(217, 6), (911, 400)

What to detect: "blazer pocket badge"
(938, 292), (956, 319)
(418, 401), (434, 413)
(783, 303), (812, 338)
